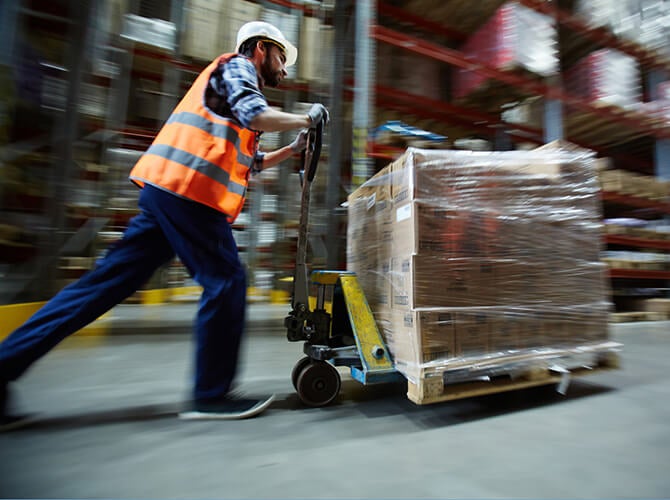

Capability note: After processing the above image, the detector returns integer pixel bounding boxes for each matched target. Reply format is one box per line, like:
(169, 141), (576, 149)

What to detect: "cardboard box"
(388, 255), (498, 309)
(453, 309), (492, 356)
(391, 202), (502, 258)
(389, 309), (457, 366)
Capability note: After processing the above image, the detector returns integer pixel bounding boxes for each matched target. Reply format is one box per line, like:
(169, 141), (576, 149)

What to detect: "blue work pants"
(0, 185), (247, 401)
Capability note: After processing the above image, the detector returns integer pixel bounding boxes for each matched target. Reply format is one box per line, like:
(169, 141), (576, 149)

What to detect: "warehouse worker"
(0, 21), (329, 429)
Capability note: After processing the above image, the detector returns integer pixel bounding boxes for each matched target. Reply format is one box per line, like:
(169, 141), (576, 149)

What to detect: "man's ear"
(256, 40), (267, 57)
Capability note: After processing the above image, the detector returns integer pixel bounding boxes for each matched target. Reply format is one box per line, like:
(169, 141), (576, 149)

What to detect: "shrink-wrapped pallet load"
(453, 1), (558, 101)
(347, 145), (614, 387)
(564, 49), (641, 110)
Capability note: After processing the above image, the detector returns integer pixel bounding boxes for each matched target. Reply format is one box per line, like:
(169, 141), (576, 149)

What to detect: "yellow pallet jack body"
(285, 122), (401, 407)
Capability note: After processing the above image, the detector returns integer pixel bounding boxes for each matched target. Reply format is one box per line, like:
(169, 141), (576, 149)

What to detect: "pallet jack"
(284, 123), (622, 408)
(284, 120), (402, 407)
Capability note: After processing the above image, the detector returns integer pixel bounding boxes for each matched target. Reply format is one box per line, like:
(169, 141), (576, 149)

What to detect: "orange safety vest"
(129, 53), (258, 223)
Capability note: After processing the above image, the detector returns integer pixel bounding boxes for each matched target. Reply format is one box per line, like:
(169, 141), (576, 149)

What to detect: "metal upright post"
(0, 0), (20, 210)
(543, 1), (563, 143)
(543, 97), (564, 142)
(158, 0), (183, 121)
(655, 140), (670, 180)
(649, 69), (670, 181)
(41, 0), (95, 297)
(352, 0), (375, 188)
(648, 68), (670, 299)
(325, 0), (348, 269)
(0, 0), (19, 67)
(543, 1), (565, 143)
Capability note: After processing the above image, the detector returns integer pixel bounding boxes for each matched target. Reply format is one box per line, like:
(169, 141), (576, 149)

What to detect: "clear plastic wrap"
(347, 145), (614, 382)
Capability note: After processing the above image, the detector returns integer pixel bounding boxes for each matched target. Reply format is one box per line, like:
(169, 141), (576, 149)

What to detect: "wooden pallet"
(603, 259), (668, 271)
(406, 351), (620, 405)
(610, 311), (670, 323)
(610, 311), (648, 323)
(604, 225), (670, 240)
(565, 108), (653, 148)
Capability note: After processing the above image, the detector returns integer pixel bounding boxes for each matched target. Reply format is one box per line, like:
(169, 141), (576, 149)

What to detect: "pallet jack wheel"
(291, 356), (312, 390)
(296, 360), (341, 407)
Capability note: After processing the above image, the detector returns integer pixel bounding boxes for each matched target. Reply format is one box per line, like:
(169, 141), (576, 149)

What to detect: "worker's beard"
(261, 55), (282, 88)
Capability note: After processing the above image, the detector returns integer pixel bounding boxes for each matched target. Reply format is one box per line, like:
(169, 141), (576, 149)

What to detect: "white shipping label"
(396, 204), (412, 222)
(367, 192), (376, 211)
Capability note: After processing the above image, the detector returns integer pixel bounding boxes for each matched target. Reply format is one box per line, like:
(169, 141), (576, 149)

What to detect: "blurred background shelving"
(1, 0), (668, 317)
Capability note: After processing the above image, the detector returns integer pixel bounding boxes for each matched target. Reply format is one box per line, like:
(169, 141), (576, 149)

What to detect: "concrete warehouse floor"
(0, 303), (668, 499)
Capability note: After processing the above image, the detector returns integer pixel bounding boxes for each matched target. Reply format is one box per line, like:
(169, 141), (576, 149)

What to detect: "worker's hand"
(307, 103), (329, 128)
(290, 129), (309, 153)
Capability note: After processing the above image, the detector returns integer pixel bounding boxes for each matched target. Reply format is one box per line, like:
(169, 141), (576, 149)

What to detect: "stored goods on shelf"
(121, 14), (176, 52)
(656, 81), (670, 101)
(261, 8), (299, 80)
(182, 0), (228, 61)
(394, 48), (445, 101)
(604, 218), (670, 240)
(602, 250), (669, 271)
(257, 221), (279, 247)
(575, 0), (670, 57)
(453, 1), (558, 101)
(41, 77), (108, 118)
(565, 49), (641, 110)
(347, 145), (614, 385)
(599, 169), (670, 200)
(372, 120), (449, 149)
(183, 1), (312, 74)
(501, 97), (544, 130)
(640, 81), (670, 126)
(182, 0), (261, 61)
(299, 15), (333, 83)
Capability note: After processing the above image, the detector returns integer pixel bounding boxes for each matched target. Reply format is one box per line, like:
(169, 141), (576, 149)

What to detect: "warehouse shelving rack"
(603, 194), (670, 285)
(0, 0), (337, 304)
(101, 0), (337, 301)
(346, 0), (670, 313)
(3, 0), (669, 309)
(369, 2), (670, 167)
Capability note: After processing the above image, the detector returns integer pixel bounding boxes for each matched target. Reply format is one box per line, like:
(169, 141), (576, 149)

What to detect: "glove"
(307, 103), (329, 128)
(290, 129), (309, 153)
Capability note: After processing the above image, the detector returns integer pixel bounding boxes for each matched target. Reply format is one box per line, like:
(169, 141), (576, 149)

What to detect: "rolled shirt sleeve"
(220, 56), (269, 129)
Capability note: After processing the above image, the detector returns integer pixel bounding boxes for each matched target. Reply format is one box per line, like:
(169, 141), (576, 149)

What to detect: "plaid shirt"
(205, 55), (268, 172)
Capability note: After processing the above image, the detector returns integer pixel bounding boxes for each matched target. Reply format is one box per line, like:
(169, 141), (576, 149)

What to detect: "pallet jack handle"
(300, 120), (323, 185)
(293, 120), (324, 310)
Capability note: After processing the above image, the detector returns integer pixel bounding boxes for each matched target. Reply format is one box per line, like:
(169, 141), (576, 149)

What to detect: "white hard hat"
(235, 21), (297, 67)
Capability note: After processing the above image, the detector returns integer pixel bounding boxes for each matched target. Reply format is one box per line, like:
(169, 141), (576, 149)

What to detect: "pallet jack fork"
(284, 121), (401, 407)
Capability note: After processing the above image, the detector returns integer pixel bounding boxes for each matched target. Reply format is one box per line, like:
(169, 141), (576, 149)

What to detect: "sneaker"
(0, 382), (33, 432)
(178, 394), (275, 421)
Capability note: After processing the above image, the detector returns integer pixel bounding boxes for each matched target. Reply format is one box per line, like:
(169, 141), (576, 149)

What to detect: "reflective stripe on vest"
(165, 112), (254, 167)
(129, 53), (257, 223)
(143, 144), (247, 197)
